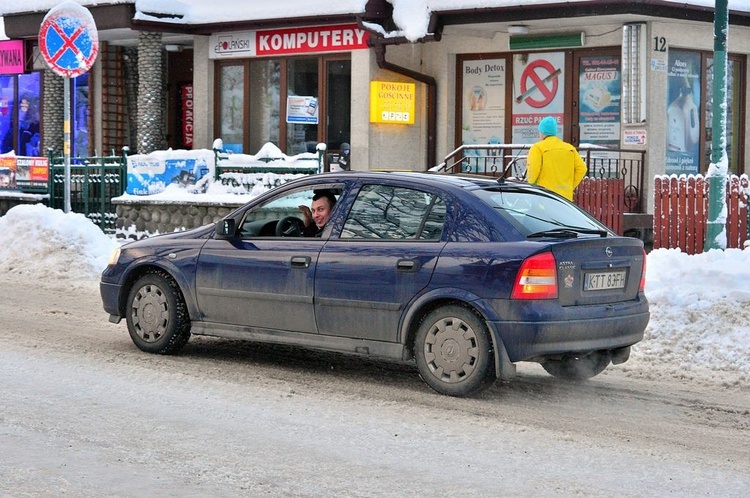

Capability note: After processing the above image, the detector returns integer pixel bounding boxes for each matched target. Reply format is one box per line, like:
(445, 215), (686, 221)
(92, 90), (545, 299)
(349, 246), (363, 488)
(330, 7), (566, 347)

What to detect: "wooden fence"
(653, 174), (749, 254)
(574, 177), (625, 235)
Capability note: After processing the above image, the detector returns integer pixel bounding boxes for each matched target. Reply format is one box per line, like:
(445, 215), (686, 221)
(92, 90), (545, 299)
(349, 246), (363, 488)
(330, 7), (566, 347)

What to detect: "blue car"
(101, 172), (649, 397)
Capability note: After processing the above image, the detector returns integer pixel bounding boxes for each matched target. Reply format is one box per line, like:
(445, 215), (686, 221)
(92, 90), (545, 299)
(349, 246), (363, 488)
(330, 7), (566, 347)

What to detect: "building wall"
(192, 35), (214, 150)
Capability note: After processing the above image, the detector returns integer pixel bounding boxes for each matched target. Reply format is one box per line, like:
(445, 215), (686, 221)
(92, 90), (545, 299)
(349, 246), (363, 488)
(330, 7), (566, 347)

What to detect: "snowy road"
(1, 276), (748, 497)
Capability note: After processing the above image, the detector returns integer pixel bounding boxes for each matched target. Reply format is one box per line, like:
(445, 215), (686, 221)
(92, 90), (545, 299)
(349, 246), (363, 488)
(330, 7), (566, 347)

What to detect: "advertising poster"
(0, 156), (16, 188)
(0, 156), (47, 190)
(512, 52), (565, 144)
(579, 56), (621, 147)
(286, 96), (318, 124)
(461, 58), (506, 147)
(126, 150), (214, 195)
(665, 50), (701, 174)
(15, 156), (49, 189)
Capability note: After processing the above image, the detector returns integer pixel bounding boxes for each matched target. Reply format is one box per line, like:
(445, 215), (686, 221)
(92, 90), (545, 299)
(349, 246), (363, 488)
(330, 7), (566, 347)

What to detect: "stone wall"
(114, 199), (243, 240)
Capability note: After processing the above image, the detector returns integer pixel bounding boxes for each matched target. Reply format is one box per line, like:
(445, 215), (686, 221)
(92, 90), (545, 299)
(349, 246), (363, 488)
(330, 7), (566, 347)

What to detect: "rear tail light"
(640, 248), (647, 292)
(512, 252), (558, 300)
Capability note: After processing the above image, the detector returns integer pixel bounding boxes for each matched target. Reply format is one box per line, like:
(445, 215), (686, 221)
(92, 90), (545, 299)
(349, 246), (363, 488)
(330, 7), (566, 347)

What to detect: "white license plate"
(584, 270), (627, 291)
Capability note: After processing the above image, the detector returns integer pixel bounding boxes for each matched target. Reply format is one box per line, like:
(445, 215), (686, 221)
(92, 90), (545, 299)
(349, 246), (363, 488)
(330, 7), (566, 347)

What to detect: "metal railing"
(434, 144), (646, 213)
(47, 148), (128, 233)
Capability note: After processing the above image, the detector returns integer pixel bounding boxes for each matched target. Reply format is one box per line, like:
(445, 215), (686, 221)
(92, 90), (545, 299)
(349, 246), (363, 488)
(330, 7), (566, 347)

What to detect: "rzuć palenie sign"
(38, 1), (99, 78)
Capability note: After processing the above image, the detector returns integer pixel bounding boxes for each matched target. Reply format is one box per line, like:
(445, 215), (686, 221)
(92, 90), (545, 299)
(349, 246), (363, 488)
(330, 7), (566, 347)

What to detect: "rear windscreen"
(474, 187), (609, 237)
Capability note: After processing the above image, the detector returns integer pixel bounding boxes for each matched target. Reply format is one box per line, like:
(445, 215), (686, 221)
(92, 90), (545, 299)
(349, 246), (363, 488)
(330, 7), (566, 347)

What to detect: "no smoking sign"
(516, 59), (561, 108)
(38, 1), (99, 78)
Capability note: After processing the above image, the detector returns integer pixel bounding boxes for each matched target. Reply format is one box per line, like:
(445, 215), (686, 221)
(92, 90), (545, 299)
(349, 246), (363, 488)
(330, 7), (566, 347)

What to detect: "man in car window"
(526, 116), (587, 201)
(299, 190), (337, 237)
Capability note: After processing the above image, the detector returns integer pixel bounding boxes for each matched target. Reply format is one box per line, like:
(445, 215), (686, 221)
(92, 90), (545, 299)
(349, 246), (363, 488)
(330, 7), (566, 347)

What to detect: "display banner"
(665, 50), (701, 175)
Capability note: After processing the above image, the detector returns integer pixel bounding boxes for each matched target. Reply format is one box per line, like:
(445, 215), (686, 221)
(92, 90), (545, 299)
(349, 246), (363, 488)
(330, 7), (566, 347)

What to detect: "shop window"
(0, 76), (16, 154)
(215, 55), (350, 157)
(666, 49), (745, 175)
(73, 73), (90, 158)
(18, 73), (41, 157)
(218, 64), (245, 153)
(286, 58), (319, 155)
(248, 59), (280, 153)
(706, 56), (743, 174)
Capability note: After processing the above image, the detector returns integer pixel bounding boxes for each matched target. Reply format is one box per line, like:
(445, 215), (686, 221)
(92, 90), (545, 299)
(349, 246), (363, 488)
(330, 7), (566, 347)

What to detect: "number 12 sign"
(38, 1), (99, 78)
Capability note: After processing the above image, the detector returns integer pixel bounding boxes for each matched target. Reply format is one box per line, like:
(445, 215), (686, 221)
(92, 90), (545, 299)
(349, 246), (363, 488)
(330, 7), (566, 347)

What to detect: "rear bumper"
(489, 311), (650, 362)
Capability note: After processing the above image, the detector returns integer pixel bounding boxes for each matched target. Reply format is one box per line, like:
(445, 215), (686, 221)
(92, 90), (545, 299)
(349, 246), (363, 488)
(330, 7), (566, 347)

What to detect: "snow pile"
(629, 248), (750, 386)
(0, 204), (119, 284)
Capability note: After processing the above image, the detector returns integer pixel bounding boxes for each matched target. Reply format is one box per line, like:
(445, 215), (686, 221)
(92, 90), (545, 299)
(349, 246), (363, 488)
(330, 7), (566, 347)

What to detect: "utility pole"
(704, 0), (729, 251)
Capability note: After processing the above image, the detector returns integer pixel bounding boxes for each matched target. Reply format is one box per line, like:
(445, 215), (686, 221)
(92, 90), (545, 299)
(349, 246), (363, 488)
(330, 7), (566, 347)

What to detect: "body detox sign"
(211, 24), (368, 59)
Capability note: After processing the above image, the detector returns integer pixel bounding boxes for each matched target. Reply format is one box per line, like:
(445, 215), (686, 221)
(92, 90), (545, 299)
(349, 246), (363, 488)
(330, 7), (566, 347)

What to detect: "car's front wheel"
(125, 271), (191, 354)
(414, 305), (495, 397)
(541, 351), (611, 381)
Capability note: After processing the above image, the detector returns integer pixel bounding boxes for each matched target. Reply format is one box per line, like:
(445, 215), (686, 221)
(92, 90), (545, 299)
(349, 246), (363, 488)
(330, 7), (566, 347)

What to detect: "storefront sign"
(369, 81), (416, 125)
(0, 156), (49, 190)
(286, 96), (319, 124)
(0, 41), (25, 75)
(181, 84), (194, 148)
(210, 24), (368, 59)
(623, 129), (647, 146)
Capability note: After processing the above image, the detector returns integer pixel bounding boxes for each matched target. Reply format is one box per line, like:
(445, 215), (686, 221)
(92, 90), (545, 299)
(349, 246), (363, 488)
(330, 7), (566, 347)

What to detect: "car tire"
(541, 351), (611, 381)
(414, 305), (495, 397)
(125, 271), (191, 354)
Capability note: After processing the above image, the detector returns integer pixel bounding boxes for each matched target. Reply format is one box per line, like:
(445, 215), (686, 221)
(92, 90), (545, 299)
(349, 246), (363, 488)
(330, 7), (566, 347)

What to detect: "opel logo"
(605, 247), (613, 257)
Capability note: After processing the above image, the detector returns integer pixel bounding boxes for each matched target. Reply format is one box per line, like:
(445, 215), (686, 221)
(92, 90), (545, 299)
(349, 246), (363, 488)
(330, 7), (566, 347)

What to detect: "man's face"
(311, 197), (333, 228)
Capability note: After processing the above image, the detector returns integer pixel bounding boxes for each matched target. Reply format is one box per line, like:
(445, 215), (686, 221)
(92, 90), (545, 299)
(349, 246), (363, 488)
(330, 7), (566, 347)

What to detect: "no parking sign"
(38, 1), (99, 78)
(37, 1), (98, 213)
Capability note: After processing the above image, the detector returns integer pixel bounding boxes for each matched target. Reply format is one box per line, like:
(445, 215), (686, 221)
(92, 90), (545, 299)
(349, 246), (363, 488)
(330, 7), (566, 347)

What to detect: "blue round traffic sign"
(38, 2), (99, 78)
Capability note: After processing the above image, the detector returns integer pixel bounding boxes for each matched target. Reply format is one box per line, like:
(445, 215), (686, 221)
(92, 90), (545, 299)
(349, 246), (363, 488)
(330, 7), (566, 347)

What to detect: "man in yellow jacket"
(526, 116), (587, 201)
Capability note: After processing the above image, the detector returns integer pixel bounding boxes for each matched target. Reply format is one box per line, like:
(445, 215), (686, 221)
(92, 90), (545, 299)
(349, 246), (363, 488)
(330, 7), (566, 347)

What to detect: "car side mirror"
(215, 218), (236, 240)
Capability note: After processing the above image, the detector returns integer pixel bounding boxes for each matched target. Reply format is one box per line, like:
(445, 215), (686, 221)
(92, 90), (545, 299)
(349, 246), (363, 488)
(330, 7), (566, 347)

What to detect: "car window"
(341, 185), (445, 240)
(475, 187), (607, 236)
(239, 186), (341, 237)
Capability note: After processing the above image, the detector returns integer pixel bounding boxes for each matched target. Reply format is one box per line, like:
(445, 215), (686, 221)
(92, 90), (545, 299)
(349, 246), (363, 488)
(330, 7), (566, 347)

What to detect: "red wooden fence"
(574, 177), (625, 235)
(653, 174), (749, 254)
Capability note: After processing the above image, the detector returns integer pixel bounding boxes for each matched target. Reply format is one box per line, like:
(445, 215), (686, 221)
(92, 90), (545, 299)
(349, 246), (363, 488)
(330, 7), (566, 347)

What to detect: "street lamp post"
(704, 0), (729, 251)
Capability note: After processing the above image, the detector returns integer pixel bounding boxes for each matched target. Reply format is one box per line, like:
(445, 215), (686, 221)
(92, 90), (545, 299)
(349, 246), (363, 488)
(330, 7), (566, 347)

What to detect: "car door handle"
(397, 259), (419, 272)
(290, 256), (311, 268)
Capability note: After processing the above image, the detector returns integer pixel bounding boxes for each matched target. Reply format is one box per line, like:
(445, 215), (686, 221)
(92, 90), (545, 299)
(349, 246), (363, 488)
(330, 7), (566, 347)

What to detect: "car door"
(315, 183), (448, 342)
(195, 185), (340, 333)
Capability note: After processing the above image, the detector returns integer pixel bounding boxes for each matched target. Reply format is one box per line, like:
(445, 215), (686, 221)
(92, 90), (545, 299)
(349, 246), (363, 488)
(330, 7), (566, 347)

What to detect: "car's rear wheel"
(414, 305), (495, 397)
(125, 271), (191, 354)
(541, 351), (611, 381)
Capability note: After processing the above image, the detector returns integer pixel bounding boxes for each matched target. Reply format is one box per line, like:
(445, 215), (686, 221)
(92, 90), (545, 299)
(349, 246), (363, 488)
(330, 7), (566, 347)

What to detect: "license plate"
(584, 270), (627, 291)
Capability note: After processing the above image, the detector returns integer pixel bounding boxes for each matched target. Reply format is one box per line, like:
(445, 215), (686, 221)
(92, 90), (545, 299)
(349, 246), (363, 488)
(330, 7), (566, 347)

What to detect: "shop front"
(209, 24), (368, 164)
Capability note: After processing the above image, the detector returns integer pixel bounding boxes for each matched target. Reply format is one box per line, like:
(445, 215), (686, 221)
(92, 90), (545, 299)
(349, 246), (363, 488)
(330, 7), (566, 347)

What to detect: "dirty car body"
(101, 172), (649, 397)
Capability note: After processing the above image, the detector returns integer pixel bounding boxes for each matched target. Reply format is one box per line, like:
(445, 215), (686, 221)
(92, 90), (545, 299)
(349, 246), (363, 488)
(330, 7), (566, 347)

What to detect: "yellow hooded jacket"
(526, 136), (588, 201)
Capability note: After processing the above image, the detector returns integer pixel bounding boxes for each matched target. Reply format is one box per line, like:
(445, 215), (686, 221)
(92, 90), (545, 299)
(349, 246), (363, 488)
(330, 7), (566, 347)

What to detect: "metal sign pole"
(64, 77), (71, 213)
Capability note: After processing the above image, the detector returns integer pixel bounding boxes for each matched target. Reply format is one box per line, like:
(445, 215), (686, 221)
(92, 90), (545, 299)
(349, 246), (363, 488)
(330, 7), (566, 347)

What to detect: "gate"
(47, 148), (128, 233)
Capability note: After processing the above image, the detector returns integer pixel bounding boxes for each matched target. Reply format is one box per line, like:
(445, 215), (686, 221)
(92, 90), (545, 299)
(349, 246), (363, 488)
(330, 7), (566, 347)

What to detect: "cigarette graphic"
(515, 68), (562, 103)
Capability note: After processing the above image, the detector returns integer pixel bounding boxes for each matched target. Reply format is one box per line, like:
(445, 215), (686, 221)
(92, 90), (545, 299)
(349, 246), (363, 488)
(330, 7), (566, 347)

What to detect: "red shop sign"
(256, 24), (368, 56)
(0, 40), (25, 75)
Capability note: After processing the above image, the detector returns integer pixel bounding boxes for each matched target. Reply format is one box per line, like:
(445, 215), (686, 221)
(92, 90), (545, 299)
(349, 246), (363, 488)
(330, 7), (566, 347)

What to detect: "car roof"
(310, 171), (530, 192)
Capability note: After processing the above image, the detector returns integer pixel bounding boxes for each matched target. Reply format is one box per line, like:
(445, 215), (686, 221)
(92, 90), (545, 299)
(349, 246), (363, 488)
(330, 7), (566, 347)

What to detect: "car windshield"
(474, 187), (610, 238)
